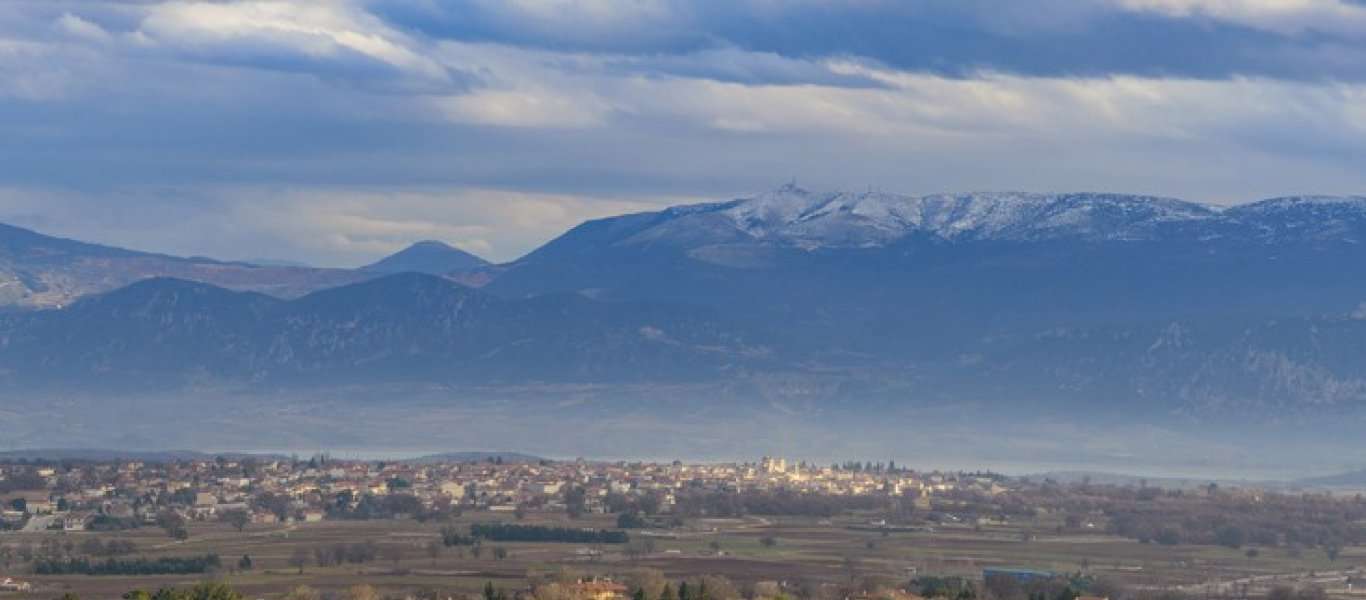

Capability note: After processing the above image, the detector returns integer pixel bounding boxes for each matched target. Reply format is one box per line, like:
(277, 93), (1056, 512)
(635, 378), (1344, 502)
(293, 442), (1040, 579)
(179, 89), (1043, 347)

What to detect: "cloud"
(56, 13), (113, 43)
(370, 0), (1366, 82)
(433, 89), (611, 128)
(1113, 0), (1366, 36)
(5, 0), (1366, 267)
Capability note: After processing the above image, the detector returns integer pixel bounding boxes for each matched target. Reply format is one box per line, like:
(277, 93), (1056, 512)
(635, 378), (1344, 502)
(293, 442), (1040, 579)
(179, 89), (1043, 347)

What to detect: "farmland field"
(3, 508), (1361, 599)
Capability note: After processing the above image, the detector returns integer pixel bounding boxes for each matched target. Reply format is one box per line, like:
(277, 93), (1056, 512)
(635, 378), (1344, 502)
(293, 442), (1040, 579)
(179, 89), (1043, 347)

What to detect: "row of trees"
(33, 554), (221, 575)
(470, 523), (629, 544)
(0, 536), (136, 569)
(60, 581), (386, 600)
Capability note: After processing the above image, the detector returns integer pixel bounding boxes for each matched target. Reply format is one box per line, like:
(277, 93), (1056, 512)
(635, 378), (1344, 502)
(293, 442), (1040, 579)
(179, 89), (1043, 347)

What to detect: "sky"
(5, 1), (1366, 266)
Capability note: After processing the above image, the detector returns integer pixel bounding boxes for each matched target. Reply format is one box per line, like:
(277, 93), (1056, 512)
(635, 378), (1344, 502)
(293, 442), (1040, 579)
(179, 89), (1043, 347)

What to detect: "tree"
(220, 509), (250, 532)
(289, 547), (310, 574)
(426, 539), (443, 565)
(237, 554), (253, 571)
(618, 511), (646, 529)
(760, 536), (778, 548)
(157, 511), (189, 540)
(492, 546), (509, 560)
(381, 544), (405, 566)
(627, 568), (667, 600)
(284, 586), (320, 600)
(186, 582), (242, 600)
(1326, 542), (1343, 562)
(347, 585), (379, 600)
(254, 493), (293, 522)
(565, 486), (588, 519)
(312, 546), (333, 568)
(1214, 525), (1245, 549)
(699, 576), (739, 600)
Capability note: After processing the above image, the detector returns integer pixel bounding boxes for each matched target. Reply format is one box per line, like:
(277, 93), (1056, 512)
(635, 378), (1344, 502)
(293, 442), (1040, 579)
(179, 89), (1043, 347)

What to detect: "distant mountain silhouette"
(363, 241), (490, 275)
(405, 451), (546, 464)
(0, 222), (369, 309)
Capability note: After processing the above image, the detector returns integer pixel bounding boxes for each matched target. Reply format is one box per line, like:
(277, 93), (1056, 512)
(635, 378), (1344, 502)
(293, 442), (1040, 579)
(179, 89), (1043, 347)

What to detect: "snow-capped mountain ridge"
(613, 186), (1366, 250)
(653, 185), (1223, 248)
(1223, 195), (1366, 243)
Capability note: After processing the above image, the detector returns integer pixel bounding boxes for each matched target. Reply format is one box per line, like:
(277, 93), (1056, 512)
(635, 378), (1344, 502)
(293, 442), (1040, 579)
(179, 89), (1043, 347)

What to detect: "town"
(1, 454), (1364, 600)
(0, 455), (983, 531)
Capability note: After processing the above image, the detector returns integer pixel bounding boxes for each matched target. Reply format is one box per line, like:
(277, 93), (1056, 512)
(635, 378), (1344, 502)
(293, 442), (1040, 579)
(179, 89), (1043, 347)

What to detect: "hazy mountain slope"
(0, 273), (771, 388)
(0, 222), (371, 309)
(361, 241), (490, 275)
(0, 278), (281, 381)
(9, 188), (1366, 424)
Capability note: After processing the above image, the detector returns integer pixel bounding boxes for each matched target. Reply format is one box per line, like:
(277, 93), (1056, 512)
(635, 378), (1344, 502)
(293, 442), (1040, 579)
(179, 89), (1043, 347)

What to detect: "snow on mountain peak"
(714, 187), (1218, 247)
(607, 187), (1366, 253)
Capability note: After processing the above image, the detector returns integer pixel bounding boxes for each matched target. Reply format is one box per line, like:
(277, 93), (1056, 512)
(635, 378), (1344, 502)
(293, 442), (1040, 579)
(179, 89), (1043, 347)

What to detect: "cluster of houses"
(0, 456), (1006, 531)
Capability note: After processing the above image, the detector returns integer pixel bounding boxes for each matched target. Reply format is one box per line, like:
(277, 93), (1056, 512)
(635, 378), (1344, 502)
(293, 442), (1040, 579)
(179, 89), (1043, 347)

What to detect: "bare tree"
(289, 547), (310, 574)
(220, 509), (250, 532)
(381, 544), (405, 566)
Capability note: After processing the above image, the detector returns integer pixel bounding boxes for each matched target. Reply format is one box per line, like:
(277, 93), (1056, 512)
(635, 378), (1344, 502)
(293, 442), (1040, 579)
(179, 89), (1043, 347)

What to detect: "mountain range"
(6, 186), (1366, 461)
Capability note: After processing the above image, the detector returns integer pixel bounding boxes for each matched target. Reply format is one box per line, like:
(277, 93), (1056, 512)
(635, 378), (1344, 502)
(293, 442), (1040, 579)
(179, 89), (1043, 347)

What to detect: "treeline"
(441, 525), (478, 547)
(1098, 488), (1365, 553)
(87, 515), (141, 531)
(80, 538), (136, 556)
(1001, 480), (1366, 554)
(470, 523), (628, 544)
(326, 492), (456, 522)
(674, 490), (891, 518)
(33, 554), (220, 575)
(311, 542), (378, 567)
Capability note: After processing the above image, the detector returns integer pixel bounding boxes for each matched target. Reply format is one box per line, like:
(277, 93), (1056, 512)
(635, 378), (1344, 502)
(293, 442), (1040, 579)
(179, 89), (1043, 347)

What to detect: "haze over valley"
(4, 187), (1366, 476)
